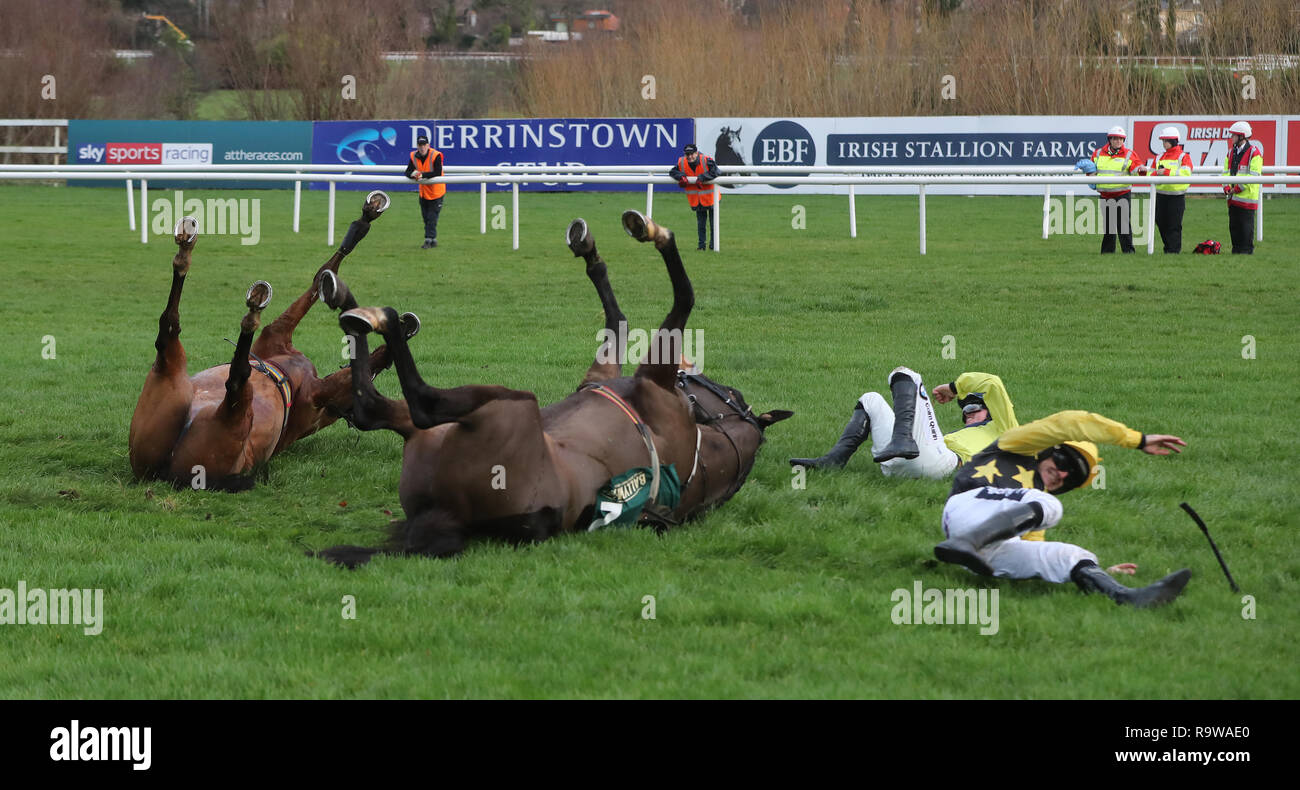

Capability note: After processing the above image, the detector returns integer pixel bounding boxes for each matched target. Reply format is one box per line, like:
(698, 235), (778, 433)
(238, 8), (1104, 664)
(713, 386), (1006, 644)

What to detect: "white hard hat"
(1107, 126), (1127, 138)
(1228, 120), (1252, 137)
(1158, 126), (1180, 140)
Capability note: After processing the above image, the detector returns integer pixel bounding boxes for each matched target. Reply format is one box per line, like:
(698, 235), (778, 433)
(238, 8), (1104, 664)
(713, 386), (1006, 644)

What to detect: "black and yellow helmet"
(1041, 441), (1101, 492)
(958, 393), (987, 422)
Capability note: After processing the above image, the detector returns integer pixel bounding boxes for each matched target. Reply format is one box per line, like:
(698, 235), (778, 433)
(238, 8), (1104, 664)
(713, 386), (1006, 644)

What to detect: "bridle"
(678, 371), (760, 429)
(677, 371), (761, 500)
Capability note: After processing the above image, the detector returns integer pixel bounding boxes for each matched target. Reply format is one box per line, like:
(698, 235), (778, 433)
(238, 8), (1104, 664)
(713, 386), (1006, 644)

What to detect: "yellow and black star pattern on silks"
(950, 410), (1144, 541)
(943, 372), (1018, 465)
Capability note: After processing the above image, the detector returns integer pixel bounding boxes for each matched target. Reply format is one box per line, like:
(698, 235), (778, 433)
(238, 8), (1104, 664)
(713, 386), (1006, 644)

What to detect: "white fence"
(0, 163), (1295, 255)
(0, 119), (66, 164)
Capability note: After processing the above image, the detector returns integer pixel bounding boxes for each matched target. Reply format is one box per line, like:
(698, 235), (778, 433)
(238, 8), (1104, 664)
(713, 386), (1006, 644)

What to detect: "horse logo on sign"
(713, 125), (749, 187)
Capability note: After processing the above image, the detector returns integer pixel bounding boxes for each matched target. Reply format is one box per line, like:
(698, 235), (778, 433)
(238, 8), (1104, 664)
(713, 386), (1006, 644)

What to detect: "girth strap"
(583, 383), (661, 503)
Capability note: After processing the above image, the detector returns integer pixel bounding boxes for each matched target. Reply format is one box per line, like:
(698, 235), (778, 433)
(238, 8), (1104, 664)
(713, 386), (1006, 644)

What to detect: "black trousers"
(1228, 204), (1254, 254)
(1099, 193), (1134, 253)
(693, 203), (714, 248)
(1154, 193), (1185, 253)
(419, 196), (443, 242)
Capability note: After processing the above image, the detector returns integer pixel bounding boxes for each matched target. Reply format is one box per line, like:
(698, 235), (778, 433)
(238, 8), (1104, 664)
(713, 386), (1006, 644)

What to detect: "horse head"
(677, 371), (792, 515)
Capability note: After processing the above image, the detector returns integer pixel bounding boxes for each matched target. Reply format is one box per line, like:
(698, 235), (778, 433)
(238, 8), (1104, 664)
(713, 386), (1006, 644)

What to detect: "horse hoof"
(173, 216), (198, 247)
(245, 281), (272, 310)
(399, 312), (421, 340)
(566, 218), (593, 256)
(340, 306), (388, 334)
(318, 270), (352, 310)
(621, 210), (650, 241)
(622, 210), (668, 245)
(363, 190), (390, 218)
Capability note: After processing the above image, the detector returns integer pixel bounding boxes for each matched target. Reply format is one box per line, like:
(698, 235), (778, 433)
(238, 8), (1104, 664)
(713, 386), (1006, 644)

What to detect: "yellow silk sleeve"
(996, 410), (1143, 457)
(954, 372), (1018, 433)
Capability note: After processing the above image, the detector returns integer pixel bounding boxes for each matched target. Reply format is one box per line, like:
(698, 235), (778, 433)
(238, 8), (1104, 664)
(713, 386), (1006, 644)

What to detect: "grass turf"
(1, 182), (1296, 699)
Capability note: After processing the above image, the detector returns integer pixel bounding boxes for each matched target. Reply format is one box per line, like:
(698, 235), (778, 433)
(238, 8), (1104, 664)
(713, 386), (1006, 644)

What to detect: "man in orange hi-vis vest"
(669, 143), (720, 251)
(405, 134), (445, 249)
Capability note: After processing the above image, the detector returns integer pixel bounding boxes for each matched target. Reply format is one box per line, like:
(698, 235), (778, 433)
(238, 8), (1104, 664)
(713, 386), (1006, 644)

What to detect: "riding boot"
(789, 404), (869, 469)
(933, 502), (1043, 576)
(1070, 560), (1192, 608)
(872, 374), (921, 462)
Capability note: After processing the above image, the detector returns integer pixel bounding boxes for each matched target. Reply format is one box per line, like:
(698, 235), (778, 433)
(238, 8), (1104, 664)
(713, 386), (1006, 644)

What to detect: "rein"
(677, 371), (757, 500)
(678, 371), (761, 429)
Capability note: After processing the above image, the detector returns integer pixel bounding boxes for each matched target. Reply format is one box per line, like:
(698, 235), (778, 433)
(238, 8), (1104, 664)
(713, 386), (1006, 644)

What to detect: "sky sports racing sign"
(696, 116), (1123, 195)
(68, 121), (312, 189)
(311, 118), (692, 192)
(79, 142), (213, 166)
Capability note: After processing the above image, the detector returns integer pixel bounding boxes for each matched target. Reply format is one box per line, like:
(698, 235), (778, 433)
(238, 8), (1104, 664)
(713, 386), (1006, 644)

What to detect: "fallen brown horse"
(316, 211), (790, 567)
(564, 216), (792, 522)
(128, 192), (394, 491)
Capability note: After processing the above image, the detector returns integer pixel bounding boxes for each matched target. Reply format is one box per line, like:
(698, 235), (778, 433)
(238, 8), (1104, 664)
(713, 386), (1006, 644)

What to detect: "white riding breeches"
(941, 486), (1095, 583)
(858, 366), (959, 479)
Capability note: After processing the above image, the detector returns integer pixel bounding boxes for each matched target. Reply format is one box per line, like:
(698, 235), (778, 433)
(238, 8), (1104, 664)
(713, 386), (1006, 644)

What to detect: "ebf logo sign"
(752, 120), (815, 187)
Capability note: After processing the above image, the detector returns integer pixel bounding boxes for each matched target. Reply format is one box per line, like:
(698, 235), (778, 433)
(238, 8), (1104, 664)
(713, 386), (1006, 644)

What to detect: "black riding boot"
(933, 501), (1044, 576)
(789, 404), (869, 469)
(1070, 560), (1192, 608)
(873, 374), (921, 462)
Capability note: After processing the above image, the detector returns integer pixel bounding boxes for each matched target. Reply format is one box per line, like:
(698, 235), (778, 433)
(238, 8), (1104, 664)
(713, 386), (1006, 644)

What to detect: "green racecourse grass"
(1, 182), (1297, 699)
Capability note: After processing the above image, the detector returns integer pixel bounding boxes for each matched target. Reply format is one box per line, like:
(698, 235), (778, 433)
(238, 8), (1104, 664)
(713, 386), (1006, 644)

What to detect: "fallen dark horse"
(128, 192), (394, 491)
(564, 216), (792, 521)
(316, 211), (791, 567)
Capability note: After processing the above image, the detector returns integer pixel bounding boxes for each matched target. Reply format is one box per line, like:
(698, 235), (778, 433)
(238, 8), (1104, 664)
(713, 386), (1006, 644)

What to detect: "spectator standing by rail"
(405, 135), (445, 250)
(1222, 121), (1263, 255)
(1090, 126), (1144, 254)
(669, 143), (719, 251)
(1152, 127), (1193, 253)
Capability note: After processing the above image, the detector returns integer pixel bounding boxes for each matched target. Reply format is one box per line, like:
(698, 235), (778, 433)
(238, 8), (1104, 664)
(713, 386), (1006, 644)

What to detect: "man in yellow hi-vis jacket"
(935, 410), (1191, 608)
(1153, 126), (1194, 253)
(1222, 120), (1263, 254)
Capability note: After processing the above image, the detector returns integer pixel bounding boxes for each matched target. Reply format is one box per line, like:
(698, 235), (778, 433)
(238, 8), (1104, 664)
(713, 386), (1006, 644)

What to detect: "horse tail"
(314, 545), (383, 569)
(385, 512), (469, 558)
(316, 511), (469, 568)
(207, 474), (258, 493)
(168, 473), (257, 493)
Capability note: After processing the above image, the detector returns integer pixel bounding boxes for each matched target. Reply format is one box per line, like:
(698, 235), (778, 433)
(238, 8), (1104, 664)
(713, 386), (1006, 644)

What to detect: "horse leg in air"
(329, 298), (417, 437)
(567, 218), (627, 385)
(622, 210), (694, 390)
(128, 218), (200, 478)
(253, 192), (389, 357)
(340, 306), (529, 430)
(219, 281), (273, 421)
